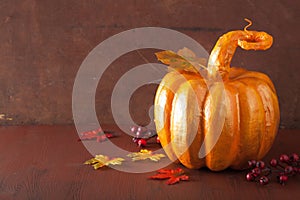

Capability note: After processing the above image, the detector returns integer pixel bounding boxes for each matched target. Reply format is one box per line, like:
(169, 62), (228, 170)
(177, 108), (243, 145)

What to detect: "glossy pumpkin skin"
(154, 27), (280, 171)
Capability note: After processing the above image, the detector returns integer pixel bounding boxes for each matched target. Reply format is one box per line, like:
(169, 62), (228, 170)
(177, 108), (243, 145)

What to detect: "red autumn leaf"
(78, 128), (115, 142)
(150, 168), (189, 185)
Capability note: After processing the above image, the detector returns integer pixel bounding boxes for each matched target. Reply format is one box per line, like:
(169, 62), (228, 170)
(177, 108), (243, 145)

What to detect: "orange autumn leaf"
(150, 168), (189, 185)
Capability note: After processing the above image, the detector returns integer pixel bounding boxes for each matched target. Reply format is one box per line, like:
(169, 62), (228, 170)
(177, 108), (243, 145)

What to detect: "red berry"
(132, 137), (138, 143)
(246, 173), (255, 181)
(290, 153), (299, 162)
(136, 131), (142, 138)
(137, 126), (147, 133)
(137, 139), (147, 147)
(144, 130), (154, 138)
(256, 161), (266, 169)
(130, 126), (138, 133)
(156, 136), (160, 143)
(247, 161), (252, 168)
(251, 167), (261, 175)
(278, 175), (288, 185)
(279, 154), (289, 163)
(284, 166), (293, 174)
(248, 160), (257, 168)
(259, 176), (269, 185)
(270, 158), (278, 167)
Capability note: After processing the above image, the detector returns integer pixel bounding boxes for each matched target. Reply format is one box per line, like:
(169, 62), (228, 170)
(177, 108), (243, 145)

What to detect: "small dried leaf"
(166, 177), (180, 185)
(93, 162), (105, 170)
(150, 173), (172, 180)
(127, 149), (165, 162)
(78, 128), (116, 142)
(150, 168), (189, 185)
(84, 155), (124, 170)
(106, 158), (125, 165)
(0, 114), (13, 121)
(155, 48), (207, 74)
(177, 47), (197, 60)
(84, 158), (99, 165)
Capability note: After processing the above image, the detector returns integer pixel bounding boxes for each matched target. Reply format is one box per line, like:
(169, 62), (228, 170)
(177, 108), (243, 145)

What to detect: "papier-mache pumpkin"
(154, 19), (280, 171)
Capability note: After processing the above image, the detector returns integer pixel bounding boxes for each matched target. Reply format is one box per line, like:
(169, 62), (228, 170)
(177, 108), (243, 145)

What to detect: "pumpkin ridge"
(230, 81), (265, 168)
(170, 80), (197, 167)
(189, 79), (208, 168)
(238, 79), (279, 159)
(192, 80), (209, 168)
(238, 79), (268, 160)
(204, 84), (242, 170)
(253, 85), (278, 159)
(154, 72), (183, 162)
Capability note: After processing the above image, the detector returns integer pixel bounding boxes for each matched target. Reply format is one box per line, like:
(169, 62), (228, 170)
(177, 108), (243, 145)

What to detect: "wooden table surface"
(0, 125), (299, 200)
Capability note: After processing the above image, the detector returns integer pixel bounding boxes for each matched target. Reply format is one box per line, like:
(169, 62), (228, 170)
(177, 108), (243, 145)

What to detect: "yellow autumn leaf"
(84, 155), (124, 170)
(127, 149), (165, 162)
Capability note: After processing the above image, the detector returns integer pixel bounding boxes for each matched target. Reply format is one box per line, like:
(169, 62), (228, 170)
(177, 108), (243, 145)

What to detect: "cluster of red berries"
(131, 126), (160, 147)
(246, 153), (299, 185)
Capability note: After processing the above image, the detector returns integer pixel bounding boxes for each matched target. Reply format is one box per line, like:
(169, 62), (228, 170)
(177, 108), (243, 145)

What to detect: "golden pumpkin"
(154, 20), (280, 171)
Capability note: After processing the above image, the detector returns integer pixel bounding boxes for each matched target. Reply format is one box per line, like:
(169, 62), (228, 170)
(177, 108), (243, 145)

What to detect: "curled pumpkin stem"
(244, 18), (252, 31)
(208, 19), (273, 80)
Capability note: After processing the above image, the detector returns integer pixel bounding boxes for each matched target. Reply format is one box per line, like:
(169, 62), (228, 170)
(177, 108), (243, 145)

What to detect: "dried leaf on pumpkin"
(155, 47), (207, 73)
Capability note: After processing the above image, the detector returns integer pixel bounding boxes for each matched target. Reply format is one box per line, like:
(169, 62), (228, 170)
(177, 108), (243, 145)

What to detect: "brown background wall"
(0, 0), (299, 128)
